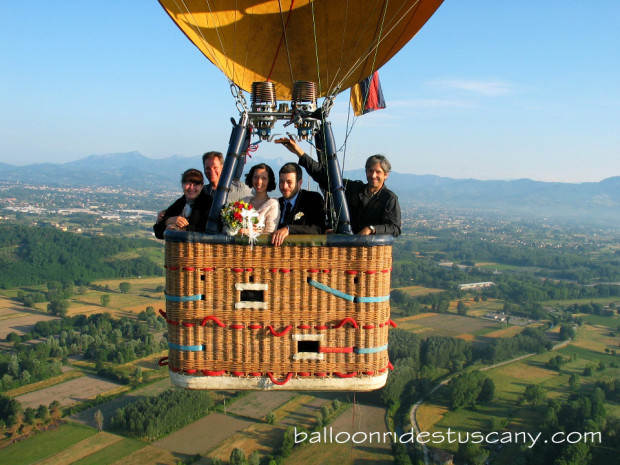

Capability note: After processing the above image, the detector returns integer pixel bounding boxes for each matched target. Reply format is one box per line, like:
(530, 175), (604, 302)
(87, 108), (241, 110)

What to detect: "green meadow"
(0, 423), (96, 465)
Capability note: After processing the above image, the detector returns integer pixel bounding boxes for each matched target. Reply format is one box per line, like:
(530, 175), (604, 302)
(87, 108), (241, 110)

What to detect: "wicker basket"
(161, 231), (393, 390)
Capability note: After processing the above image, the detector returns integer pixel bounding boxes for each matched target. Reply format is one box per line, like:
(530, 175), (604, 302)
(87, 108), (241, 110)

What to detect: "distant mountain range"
(1, 151), (619, 225)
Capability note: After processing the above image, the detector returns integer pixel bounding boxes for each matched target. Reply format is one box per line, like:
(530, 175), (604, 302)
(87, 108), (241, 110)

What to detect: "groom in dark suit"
(271, 162), (326, 246)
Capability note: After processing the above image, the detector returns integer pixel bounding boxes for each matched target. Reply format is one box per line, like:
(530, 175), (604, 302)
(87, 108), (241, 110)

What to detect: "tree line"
(110, 388), (213, 441)
(2, 311), (167, 392)
(0, 223), (163, 288)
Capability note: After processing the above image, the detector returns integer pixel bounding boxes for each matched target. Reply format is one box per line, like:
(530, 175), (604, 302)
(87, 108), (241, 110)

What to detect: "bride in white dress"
(241, 163), (280, 234)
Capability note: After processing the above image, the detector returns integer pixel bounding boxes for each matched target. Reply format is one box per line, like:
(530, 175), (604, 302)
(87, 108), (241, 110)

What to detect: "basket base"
(169, 372), (388, 391)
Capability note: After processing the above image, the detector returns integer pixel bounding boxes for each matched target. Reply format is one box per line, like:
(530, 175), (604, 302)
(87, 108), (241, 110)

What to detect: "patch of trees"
(448, 370), (495, 409)
(110, 388), (213, 440)
(567, 301), (617, 316)
(391, 256), (488, 290)
(421, 336), (473, 371)
(596, 378), (620, 402)
(376, 330), (476, 408)
(398, 235), (620, 284)
(119, 282), (131, 293)
(482, 327), (552, 363)
(0, 395), (61, 438)
(0, 394), (23, 428)
(267, 398), (348, 465)
(0, 340), (63, 392)
(392, 238), (620, 313)
(489, 275), (620, 306)
(521, 384), (547, 406)
(516, 388), (617, 465)
(0, 223), (162, 288)
(1, 312), (166, 391)
(559, 324), (576, 340)
(546, 354), (571, 371)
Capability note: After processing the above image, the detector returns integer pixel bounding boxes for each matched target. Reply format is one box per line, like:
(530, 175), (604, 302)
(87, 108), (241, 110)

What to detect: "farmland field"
(71, 437), (145, 465)
(575, 313), (620, 329)
(16, 375), (125, 409)
(33, 431), (123, 465)
(66, 276), (165, 318)
(420, 358), (554, 453)
(71, 378), (172, 428)
(0, 295), (59, 338)
(5, 370), (83, 397)
(482, 325), (524, 338)
(395, 285), (444, 296)
(226, 390), (297, 420)
(154, 412), (256, 455)
(0, 423), (97, 465)
(104, 444), (180, 465)
(459, 298), (504, 317)
(206, 422), (287, 462)
(416, 321), (620, 454)
(395, 312), (503, 343)
(284, 404), (392, 465)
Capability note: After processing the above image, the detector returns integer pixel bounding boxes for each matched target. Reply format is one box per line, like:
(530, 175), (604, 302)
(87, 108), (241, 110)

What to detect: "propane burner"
(251, 81), (277, 139)
(247, 81), (320, 141)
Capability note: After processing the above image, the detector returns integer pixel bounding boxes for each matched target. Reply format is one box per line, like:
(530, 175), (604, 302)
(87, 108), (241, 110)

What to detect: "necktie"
(281, 201), (293, 226)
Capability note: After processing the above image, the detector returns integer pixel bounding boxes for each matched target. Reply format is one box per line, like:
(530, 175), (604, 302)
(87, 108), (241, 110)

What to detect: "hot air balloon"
(157, 0), (443, 390)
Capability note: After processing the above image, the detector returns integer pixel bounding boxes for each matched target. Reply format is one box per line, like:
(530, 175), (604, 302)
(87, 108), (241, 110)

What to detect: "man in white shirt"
(202, 151), (251, 202)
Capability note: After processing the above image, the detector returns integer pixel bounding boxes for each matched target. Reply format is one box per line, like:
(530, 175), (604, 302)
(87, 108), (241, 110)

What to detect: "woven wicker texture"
(163, 235), (392, 388)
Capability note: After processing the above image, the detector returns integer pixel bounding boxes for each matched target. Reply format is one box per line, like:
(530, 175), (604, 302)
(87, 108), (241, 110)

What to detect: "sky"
(1, 1), (619, 183)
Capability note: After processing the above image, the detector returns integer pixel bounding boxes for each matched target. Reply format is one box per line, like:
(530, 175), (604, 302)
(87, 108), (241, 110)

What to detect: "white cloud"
(387, 98), (474, 109)
(427, 79), (515, 96)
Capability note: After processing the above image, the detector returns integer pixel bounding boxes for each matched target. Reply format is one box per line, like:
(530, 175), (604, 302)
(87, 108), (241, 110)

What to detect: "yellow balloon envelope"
(158, 0), (444, 100)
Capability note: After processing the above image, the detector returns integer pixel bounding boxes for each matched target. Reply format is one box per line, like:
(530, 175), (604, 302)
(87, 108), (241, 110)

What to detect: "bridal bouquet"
(220, 200), (262, 242)
(221, 200), (253, 235)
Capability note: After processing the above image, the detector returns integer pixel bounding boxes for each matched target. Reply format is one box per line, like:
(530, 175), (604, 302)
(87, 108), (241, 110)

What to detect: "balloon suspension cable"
(337, 0), (391, 156)
(334, 0), (420, 98)
(175, 0), (231, 79)
(271, 0), (296, 85)
(310, 1), (322, 96)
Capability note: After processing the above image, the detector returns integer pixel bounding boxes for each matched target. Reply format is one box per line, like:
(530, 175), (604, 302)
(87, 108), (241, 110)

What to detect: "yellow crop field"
(112, 445), (179, 465)
(34, 432), (122, 465)
(492, 361), (559, 383)
(396, 285), (444, 296)
(397, 313), (438, 322)
(416, 403), (448, 432)
(208, 423), (286, 462)
(484, 326), (524, 338)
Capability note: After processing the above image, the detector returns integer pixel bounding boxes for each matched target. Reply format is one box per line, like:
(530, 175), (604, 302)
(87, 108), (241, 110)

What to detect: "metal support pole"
(233, 131), (251, 181)
(316, 121), (353, 235)
(205, 114), (249, 233)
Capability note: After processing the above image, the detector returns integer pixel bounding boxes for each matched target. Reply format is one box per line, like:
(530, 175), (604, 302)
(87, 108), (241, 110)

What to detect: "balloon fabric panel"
(158, 0), (444, 99)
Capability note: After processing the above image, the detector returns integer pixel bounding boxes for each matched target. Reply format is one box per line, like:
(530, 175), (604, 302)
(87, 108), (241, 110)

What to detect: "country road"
(408, 339), (571, 465)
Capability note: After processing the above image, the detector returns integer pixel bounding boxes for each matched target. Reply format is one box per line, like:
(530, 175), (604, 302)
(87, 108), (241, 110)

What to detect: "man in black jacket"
(271, 162), (326, 246)
(275, 137), (401, 237)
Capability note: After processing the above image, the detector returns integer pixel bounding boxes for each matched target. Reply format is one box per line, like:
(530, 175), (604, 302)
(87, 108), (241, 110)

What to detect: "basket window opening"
(297, 340), (320, 353)
(240, 289), (264, 302)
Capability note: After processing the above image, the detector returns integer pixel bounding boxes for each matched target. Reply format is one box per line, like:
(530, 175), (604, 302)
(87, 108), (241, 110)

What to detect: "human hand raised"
(274, 136), (304, 157)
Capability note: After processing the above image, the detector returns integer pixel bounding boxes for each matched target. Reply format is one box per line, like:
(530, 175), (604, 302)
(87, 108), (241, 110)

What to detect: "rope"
(326, 0), (383, 96)
(310, 1), (322, 95)
(334, 0), (423, 93)
(174, 0), (229, 79)
(267, 372), (295, 385)
(269, 0), (296, 83)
